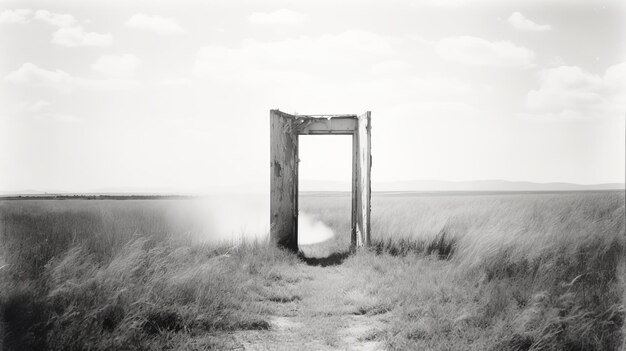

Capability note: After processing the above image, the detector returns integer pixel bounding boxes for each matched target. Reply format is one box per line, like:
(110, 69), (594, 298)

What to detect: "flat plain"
(0, 191), (624, 350)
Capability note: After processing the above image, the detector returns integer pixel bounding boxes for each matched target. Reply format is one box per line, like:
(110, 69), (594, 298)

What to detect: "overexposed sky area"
(1, 0), (625, 193)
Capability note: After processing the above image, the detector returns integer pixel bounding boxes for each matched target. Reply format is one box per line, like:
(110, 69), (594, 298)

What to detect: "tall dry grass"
(0, 200), (299, 350)
(1, 191), (624, 350)
(302, 191), (625, 350)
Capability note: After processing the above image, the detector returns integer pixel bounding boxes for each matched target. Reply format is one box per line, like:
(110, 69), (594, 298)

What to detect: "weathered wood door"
(270, 110), (371, 252)
(270, 110), (299, 251)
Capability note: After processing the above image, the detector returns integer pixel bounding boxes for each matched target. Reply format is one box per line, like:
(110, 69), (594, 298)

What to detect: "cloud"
(126, 13), (184, 35)
(1, 9), (81, 27)
(523, 63), (626, 119)
(194, 30), (395, 79)
(4, 62), (140, 92)
(436, 36), (535, 68)
(508, 12), (551, 32)
(52, 26), (112, 47)
(4, 62), (73, 92)
(192, 30), (401, 103)
(248, 9), (306, 25)
(0, 9), (31, 24)
(190, 31), (483, 121)
(35, 9), (77, 27)
(4, 10), (108, 46)
(92, 54), (141, 78)
(605, 62), (626, 90)
(33, 11), (107, 46)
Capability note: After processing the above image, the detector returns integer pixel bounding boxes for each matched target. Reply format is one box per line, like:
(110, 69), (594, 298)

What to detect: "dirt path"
(224, 261), (388, 350)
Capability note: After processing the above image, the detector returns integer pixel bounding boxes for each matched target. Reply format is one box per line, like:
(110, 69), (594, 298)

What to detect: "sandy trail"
(225, 262), (388, 350)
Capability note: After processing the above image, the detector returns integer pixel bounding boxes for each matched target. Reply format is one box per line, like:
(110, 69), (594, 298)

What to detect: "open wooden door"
(270, 110), (371, 252)
(270, 110), (299, 251)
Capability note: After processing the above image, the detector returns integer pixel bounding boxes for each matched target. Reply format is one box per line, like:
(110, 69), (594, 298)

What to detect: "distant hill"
(2, 179), (624, 197)
(299, 179), (625, 192)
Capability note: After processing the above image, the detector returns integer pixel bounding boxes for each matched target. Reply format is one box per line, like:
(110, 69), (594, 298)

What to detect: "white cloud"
(0, 9), (31, 24)
(194, 30), (395, 78)
(604, 62), (626, 90)
(248, 9), (306, 25)
(436, 36), (535, 68)
(523, 63), (626, 119)
(191, 31), (482, 119)
(192, 30), (401, 104)
(4, 62), (140, 92)
(4, 62), (73, 92)
(92, 54), (141, 78)
(35, 10), (77, 27)
(52, 26), (112, 47)
(126, 13), (184, 35)
(508, 12), (551, 32)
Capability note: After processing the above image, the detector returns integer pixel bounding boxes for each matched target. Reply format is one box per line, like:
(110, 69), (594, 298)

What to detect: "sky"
(1, 0), (625, 193)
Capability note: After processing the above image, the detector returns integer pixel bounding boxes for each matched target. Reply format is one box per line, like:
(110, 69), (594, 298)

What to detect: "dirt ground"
(222, 257), (388, 350)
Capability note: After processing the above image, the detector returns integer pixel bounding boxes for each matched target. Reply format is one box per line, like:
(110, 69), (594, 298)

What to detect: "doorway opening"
(298, 135), (352, 257)
(269, 110), (371, 253)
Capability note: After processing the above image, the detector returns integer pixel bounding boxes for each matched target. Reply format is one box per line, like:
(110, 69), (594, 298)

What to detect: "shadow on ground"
(297, 250), (352, 267)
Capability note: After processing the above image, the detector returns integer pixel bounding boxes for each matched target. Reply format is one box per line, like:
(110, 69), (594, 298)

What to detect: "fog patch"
(201, 195), (268, 243)
(298, 212), (335, 245)
(166, 196), (335, 246)
(167, 194), (269, 244)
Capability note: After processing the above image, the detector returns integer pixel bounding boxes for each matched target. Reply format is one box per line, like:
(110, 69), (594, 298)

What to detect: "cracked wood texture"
(355, 111), (371, 247)
(270, 110), (371, 251)
(270, 110), (299, 251)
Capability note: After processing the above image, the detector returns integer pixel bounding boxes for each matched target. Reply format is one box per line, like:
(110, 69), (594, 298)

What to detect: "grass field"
(1, 191), (624, 350)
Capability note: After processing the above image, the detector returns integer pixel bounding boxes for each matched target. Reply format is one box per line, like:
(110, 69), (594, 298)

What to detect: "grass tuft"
(143, 310), (183, 334)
